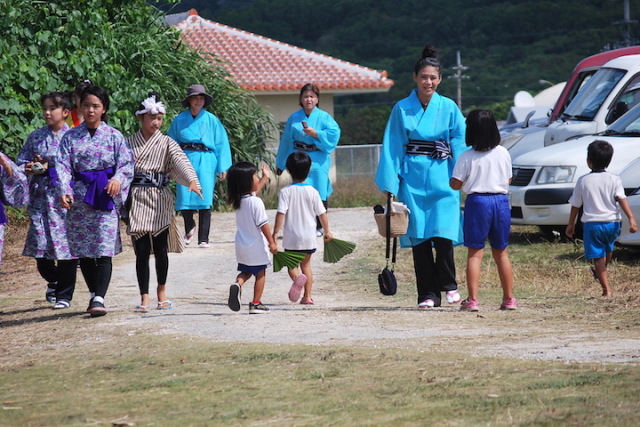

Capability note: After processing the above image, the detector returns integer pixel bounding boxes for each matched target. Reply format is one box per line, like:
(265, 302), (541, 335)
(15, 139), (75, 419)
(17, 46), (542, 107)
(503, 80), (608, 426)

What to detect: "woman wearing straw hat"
(169, 84), (232, 248)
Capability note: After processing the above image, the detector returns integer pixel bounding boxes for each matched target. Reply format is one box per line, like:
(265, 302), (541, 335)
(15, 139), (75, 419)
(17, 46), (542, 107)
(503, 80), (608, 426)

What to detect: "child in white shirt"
(227, 162), (277, 313)
(272, 152), (333, 305)
(451, 109), (516, 312)
(566, 140), (637, 296)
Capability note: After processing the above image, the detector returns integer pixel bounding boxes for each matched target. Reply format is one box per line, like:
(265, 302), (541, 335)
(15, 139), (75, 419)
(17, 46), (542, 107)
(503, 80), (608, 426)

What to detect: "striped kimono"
(126, 129), (200, 253)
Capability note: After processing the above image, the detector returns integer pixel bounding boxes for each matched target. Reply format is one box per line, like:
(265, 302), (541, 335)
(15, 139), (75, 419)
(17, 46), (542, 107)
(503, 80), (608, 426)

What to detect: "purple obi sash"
(75, 167), (115, 211)
(48, 166), (59, 186)
(0, 204), (7, 224)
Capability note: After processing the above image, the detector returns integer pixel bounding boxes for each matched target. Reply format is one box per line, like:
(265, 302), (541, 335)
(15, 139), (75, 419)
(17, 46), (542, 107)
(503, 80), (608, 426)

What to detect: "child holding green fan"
(227, 162), (278, 313)
(272, 151), (333, 305)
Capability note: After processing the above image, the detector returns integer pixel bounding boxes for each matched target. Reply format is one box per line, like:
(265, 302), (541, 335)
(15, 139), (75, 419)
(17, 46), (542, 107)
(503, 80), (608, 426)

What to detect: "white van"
(501, 49), (640, 159)
(545, 54), (640, 145)
(509, 102), (640, 233)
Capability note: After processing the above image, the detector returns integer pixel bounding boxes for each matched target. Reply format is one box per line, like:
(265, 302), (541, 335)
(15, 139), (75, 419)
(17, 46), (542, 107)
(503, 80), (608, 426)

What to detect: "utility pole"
(448, 51), (469, 110)
(614, 0), (637, 48)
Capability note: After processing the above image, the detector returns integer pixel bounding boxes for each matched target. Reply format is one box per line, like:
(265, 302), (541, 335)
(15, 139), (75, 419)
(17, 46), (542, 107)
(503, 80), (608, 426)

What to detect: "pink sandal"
(288, 274), (307, 302)
(300, 299), (314, 305)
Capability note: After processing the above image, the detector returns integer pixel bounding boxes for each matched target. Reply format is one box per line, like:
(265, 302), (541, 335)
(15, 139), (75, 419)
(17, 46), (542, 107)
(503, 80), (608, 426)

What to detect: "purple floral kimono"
(0, 152), (29, 265)
(17, 124), (74, 259)
(56, 122), (134, 258)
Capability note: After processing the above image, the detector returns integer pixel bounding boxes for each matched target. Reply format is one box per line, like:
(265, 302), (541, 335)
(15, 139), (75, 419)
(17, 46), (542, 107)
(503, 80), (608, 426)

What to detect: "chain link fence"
(334, 144), (382, 179)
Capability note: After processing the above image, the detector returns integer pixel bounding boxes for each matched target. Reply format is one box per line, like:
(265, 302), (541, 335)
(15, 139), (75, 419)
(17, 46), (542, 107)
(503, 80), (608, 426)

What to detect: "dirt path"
(104, 208), (640, 364)
(2, 207), (640, 365)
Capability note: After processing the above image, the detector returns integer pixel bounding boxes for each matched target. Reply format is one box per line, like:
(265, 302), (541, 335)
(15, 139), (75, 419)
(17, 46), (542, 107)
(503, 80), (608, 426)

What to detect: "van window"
(562, 68), (626, 120)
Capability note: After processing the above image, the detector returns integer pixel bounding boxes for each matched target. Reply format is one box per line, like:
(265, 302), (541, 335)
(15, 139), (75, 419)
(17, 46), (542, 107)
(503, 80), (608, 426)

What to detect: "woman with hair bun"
(375, 45), (468, 309)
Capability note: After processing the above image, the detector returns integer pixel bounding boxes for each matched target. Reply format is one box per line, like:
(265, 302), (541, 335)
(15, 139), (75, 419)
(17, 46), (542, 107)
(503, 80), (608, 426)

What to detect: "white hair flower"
(135, 96), (166, 116)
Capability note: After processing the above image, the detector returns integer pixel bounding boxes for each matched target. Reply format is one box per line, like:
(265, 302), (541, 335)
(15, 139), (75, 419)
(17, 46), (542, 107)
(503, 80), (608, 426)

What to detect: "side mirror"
(607, 101), (628, 124)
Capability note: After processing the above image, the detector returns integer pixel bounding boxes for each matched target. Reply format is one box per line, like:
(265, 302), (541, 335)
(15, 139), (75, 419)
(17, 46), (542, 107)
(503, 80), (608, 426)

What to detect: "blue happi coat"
(275, 107), (340, 200)
(168, 109), (232, 210)
(375, 90), (467, 247)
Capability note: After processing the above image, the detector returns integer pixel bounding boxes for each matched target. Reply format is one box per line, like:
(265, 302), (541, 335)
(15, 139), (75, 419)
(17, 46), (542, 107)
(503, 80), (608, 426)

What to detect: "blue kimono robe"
(168, 109), (232, 210)
(275, 107), (341, 200)
(375, 90), (467, 247)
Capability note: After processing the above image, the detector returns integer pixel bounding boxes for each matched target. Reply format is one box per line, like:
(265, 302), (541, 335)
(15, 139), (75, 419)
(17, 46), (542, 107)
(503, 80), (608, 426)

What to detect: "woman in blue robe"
(169, 85), (232, 248)
(275, 83), (341, 235)
(375, 45), (467, 308)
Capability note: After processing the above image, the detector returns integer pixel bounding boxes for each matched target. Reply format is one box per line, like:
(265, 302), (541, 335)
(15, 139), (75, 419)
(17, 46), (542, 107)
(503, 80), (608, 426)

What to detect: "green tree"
(0, 0), (276, 165)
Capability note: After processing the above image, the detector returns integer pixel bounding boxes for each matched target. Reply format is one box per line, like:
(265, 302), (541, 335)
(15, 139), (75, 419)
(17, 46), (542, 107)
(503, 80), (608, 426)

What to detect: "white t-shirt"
(569, 171), (626, 223)
(451, 145), (512, 194)
(277, 183), (326, 250)
(235, 194), (270, 266)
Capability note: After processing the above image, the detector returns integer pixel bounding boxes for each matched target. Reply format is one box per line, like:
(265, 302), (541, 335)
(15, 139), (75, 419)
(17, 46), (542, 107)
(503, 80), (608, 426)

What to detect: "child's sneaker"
(460, 298), (480, 312)
(500, 297), (518, 310)
(288, 274), (307, 302)
(228, 283), (241, 312)
(445, 290), (461, 304)
(249, 302), (269, 314)
(184, 227), (195, 245)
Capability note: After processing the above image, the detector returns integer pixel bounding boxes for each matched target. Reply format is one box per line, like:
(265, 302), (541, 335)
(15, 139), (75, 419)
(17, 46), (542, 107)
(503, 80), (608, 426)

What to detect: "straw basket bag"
(374, 195), (409, 238)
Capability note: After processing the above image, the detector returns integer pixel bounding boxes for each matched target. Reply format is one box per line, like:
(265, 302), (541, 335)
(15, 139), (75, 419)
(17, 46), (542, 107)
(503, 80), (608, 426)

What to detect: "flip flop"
(288, 274), (307, 302)
(157, 300), (173, 310)
(300, 299), (314, 305)
(134, 305), (150, 313)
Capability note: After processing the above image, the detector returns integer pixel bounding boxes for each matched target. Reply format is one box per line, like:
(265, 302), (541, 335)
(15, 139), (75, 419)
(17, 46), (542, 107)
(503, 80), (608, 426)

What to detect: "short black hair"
(587, 140), (614, 170)
(286, 151), (311, 181)
(41, 91), (73, 111)
(227, 162), (257, 210)
(465, 109), (501, 152)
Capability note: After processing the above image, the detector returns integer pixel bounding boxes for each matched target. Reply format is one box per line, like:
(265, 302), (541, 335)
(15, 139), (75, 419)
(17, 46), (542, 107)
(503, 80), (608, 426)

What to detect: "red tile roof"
(173, 10), (394, 93)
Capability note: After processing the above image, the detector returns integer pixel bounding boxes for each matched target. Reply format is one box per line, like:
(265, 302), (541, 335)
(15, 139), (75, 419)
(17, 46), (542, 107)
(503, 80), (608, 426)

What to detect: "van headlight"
(536, 166), (576, 184)
(500, 133), (525, 150)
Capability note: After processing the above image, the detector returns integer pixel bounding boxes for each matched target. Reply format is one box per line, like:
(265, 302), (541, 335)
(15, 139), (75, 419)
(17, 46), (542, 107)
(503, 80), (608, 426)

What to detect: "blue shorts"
(237, 263), (267, 275)
(463, 193), (510, 250)
(583, 222), (620, 259)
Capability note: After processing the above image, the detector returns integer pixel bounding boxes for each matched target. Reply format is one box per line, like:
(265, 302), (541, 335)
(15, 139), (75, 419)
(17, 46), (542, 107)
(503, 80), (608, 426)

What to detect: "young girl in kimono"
(168, 84), (232, 248)
(275, 83), (341, 237)
(226, 162), (277, 314)
(57, 84), (134, 317)
(17, 92), (77, 307)
(450, 109), (517, 312)
(375, 45), (467, 309)
(127, 92), (202, 312)
(0, 152), (29, 267)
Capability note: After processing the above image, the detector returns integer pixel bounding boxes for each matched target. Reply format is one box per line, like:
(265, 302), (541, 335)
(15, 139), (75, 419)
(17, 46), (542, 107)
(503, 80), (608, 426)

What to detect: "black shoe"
(88, 299), (107, 317)
(228, 283), (241, 312)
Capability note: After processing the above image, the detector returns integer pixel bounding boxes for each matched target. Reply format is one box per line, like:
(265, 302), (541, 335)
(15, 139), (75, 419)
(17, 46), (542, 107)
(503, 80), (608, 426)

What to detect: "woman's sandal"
(134, 305), (150, 313)
(157, 300), (173, 310)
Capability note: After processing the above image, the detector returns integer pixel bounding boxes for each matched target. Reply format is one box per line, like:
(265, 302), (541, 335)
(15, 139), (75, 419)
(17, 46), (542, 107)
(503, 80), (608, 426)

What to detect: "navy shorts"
(463, 193), (510, 250)
(583, 222), (620, 259)
(237, 263), (267, 275)
(285, 248), (316, 254)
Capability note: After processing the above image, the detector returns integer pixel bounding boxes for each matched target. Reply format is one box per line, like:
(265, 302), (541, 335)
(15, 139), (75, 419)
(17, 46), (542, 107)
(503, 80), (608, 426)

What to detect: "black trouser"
(412, 238), (457, 306)
(79, 257), (112, 299)
(316, 200), (329, 230)
(36, 258), (58, 284)
(134, 229), (169, 295)
(53, 259), (80, 302)
(182, 209), (211, 244)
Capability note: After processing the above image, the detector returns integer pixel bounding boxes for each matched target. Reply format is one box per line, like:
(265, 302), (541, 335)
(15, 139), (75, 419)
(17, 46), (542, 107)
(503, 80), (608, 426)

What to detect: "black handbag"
(377, 193), (398, 296)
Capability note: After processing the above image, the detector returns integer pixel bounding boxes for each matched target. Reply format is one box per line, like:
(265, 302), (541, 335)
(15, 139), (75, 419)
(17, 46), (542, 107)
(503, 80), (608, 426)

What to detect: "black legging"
(52, 259), (80, 302)
(412, 237), (457, 306)
(134, 229), (169, 295)
(316, 200), (329, 230)
(36, 258), (58, 284)
(79, 257), (112, 299)
(182, 209), (211, 244)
